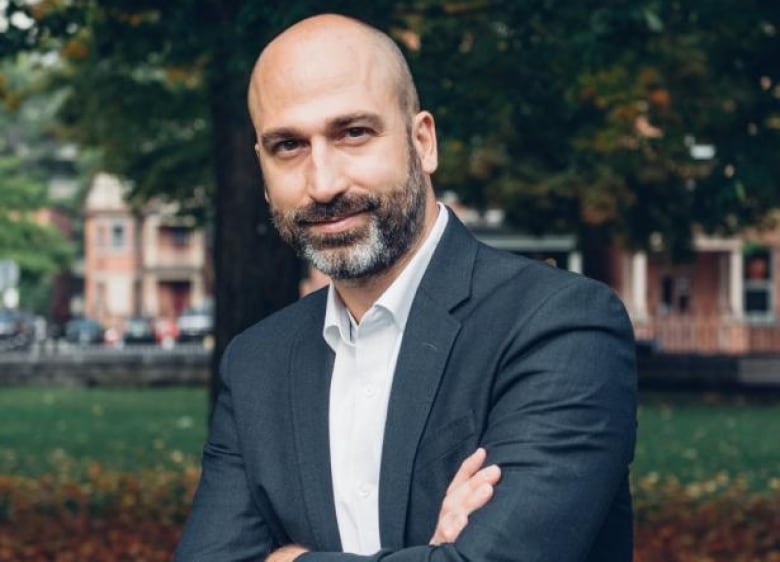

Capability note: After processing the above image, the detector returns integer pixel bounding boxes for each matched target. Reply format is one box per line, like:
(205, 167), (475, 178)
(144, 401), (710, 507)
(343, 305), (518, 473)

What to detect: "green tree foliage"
(1, 1), (779, 339)
(0, 59), (74, 312)
(412, 1), (780, 271)
(0, 157), (69, 273)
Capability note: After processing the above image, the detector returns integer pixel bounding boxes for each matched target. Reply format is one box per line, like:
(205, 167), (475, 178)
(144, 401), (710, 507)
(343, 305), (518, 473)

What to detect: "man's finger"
(444, 464), (501, 513)
(446, 447), (487, 494)
(463, 481), (496, 512)
(431, 450), (502, 546)
(430, 512), (468, 545)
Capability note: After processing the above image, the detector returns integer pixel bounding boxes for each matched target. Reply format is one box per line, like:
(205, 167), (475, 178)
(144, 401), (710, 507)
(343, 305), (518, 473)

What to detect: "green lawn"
(633, 390), (780, 495)
(0, 387), (208, 476)
(1, 387), (779, 494)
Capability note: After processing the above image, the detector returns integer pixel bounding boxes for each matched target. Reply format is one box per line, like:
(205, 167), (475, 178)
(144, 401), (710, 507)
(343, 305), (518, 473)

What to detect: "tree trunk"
(207, 30), (300, 408)
(580, 224), (614, 286)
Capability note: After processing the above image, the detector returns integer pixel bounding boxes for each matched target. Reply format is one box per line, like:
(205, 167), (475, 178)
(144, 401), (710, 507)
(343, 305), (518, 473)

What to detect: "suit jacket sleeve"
(175, 341), (277, 562)
(298, 277), (637, 561)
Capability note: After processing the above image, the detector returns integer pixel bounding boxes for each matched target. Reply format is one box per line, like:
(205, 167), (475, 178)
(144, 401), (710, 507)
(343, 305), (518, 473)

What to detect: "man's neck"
(333, 258), (412, 323)
(334, 198), (439, 323)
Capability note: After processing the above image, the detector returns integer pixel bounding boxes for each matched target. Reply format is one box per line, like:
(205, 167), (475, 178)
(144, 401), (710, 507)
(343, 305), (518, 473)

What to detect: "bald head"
(248, 14), (419, 129)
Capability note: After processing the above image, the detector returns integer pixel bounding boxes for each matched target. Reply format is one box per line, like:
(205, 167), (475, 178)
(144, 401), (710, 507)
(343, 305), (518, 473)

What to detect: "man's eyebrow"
(326, 113), (385, 133)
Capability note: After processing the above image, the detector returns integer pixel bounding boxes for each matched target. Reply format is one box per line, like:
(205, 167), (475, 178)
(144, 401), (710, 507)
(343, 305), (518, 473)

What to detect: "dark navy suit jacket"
(176, 210), (637, 561)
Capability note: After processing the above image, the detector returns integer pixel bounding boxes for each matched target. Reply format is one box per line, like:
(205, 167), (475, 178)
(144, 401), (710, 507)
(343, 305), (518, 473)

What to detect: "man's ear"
(412, 111), (438, 174)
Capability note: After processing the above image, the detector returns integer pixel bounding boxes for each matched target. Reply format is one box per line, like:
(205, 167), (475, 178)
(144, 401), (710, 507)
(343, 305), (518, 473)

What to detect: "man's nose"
(306, 140), (348, 203)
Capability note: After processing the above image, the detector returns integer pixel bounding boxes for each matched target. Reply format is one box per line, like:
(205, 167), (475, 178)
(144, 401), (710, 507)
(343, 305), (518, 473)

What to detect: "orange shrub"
(1, 469), (778, 561)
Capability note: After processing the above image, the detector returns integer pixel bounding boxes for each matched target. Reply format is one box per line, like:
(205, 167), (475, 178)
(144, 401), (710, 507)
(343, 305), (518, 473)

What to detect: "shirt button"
(357, 483), (371, 498)
(363, 385), (376, 398)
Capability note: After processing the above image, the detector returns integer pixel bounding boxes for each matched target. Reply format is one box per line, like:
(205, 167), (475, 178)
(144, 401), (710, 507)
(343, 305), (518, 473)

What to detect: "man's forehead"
(255, 93), (395, 138)
(251, 41), (399, 129)
(258, 52), (370, 96)
(257, 30), (387, 86)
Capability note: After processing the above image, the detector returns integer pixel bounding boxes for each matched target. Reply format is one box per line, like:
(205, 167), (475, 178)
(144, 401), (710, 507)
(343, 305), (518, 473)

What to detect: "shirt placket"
(351, 312), (392, 552)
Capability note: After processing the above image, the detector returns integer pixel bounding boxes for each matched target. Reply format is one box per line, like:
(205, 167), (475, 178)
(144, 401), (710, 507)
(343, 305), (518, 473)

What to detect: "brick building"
(83, 173), (210, 329)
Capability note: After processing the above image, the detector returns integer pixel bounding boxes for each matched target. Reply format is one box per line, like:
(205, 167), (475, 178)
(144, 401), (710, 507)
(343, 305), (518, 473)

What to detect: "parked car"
(176, 304), (213, 344)
(154, 317), (179, 348)
(64, 317), (105, 346)
(0, 308), (35, 351)
(122, 316), (157, 345)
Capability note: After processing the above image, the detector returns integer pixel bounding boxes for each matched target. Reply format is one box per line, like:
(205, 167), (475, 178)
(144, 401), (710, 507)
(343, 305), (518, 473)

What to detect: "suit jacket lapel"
(289, 297), (342, 551)
(378, 212), (478, 548)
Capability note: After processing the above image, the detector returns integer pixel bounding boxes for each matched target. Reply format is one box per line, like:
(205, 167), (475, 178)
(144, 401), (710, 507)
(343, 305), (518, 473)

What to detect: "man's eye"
(274, 139), (301, 153)
(270, 139), (303, 156)
(345, 127), (369, 139)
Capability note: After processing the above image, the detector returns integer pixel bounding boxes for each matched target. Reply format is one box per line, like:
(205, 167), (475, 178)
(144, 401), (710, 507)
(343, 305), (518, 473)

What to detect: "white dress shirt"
(323, 203), (449, 554)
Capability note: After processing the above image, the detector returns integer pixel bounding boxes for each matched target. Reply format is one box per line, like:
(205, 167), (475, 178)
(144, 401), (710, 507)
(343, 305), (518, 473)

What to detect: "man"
(176, 13), (637, 562)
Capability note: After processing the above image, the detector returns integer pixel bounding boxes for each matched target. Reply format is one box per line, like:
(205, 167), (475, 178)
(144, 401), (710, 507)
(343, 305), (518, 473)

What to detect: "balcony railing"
(145, 248), (203, 269)
(634, 315), (780, 355)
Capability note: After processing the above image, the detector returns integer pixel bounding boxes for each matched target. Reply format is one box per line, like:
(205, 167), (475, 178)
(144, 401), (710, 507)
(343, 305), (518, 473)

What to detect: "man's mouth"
(302, 211), (366, 233)
(302, 212), (353, 224)
(292, 194), (379, 235)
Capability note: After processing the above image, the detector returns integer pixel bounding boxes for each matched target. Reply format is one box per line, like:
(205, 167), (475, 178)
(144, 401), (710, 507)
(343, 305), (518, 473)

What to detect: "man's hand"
(265, 450), (499, 556)
(429, 448), (501, 545)
(265, 544), (309, 561)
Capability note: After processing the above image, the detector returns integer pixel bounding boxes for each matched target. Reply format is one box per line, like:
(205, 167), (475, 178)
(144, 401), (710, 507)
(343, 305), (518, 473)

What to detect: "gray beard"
(271, 146), (427, 281)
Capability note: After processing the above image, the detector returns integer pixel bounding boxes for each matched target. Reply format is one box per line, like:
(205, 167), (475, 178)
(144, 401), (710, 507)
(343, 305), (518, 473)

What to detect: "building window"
(659, 274), (691, 314)
(160, 225), (191, 248)
(112, 223), (126, 249)
(744, 248), (772, 318)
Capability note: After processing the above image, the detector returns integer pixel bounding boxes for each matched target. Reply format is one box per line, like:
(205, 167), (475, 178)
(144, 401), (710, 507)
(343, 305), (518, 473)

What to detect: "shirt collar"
(323, 202), (449, 350)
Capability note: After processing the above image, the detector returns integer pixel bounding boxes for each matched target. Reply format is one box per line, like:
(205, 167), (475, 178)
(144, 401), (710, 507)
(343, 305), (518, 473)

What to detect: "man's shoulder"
(425, 216), (619, 315)
(470, 242), (622, 312)
(473, 242), (584, 288)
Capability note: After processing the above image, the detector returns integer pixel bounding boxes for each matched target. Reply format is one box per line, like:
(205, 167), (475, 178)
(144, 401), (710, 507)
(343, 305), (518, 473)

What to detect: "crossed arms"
(176, 279), (637, 561)
(269, 448), (501, 561)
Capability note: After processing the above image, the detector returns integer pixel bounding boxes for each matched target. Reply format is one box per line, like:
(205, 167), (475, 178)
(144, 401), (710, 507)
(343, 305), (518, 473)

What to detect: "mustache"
(291, 193), (380, 225)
